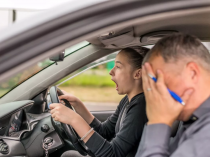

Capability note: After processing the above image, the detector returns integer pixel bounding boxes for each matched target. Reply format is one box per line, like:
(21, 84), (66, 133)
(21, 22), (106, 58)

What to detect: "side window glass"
(57, 52), (125, 111)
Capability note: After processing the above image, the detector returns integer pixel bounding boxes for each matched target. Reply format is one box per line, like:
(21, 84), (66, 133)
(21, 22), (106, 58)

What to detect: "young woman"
(50, 47), (149, 157)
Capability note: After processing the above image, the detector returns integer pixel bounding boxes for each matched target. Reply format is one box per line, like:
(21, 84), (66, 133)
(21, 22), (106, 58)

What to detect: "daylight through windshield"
(0, 41), (89, 98)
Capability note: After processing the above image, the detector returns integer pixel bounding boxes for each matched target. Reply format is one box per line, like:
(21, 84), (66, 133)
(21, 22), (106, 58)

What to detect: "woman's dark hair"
(120, 46), (150, 70)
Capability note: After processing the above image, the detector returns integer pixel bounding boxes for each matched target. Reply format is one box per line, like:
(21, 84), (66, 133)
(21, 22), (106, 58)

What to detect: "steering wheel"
(49, 86), (92, 156)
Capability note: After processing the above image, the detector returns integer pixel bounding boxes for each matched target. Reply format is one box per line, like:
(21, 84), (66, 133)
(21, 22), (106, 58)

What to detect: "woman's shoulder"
(116, 95), (128, 109)
(127, 93), (147, 123)
(130, 93), (146, 109)
(117, 93), (145, 110)
(132, 93), (145, 103)
(121, 95), (129, 102)
(128, 93), (147, 119)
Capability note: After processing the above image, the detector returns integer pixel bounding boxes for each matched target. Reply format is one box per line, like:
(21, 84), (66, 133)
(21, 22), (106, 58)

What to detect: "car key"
(42, 137), (53, 157)
(43, 143), (49, 157)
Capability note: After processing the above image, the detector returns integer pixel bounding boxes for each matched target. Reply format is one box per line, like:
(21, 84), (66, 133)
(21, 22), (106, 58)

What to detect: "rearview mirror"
(49, 52), (65, 62)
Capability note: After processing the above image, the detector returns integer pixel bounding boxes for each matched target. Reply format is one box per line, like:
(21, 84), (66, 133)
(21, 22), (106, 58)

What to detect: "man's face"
(148, 55), (195, 121)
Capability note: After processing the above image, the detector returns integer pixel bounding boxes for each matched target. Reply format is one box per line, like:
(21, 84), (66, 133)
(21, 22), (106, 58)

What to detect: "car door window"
(57, 52), (125, 111)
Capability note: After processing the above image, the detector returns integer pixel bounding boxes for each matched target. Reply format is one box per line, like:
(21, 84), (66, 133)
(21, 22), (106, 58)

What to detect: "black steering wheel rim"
(49, 86), (89, 156)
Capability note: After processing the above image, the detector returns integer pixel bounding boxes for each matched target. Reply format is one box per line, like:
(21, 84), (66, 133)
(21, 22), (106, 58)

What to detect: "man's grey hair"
(143, 33), (210, 71)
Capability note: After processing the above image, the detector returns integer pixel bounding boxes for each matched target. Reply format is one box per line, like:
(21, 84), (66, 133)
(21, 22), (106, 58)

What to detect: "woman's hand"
(58, 90), (82, 108)
(58, 90), (94, 124)
(50, 103), (94, 143)
(50, 103), (79, 125)
(142, 63), (194, 127)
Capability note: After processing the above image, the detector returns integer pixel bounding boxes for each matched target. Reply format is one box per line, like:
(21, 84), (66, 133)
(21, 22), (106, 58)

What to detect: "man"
(135, 33), (210, 157)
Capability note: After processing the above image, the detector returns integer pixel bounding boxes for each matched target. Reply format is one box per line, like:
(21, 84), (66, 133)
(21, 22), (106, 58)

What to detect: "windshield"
(0, 41), (89, 98)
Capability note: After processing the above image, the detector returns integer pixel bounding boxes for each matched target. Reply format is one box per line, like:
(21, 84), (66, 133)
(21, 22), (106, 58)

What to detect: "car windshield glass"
(0, 41), (90, 98)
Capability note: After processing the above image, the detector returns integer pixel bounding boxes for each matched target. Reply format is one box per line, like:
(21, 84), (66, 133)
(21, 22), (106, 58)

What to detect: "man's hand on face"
(142, 63), (194, 127)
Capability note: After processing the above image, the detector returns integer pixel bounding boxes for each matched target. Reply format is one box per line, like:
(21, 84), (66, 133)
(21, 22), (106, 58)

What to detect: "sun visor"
(99, 27), (134, 48)
(140, 30), (178, 44)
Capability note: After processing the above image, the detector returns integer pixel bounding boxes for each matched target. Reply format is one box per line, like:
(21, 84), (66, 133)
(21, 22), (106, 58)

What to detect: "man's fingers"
(181, 88), (194, 105)
(156, 69), (164, 83)
(142, 65), (149, 92)
(144, 63), (157, 93)
(156, 69), (168, 95)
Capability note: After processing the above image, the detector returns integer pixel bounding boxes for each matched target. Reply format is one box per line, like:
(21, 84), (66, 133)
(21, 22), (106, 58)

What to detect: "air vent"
(0, 139), (9, 154)
(140, 31), (178, 44)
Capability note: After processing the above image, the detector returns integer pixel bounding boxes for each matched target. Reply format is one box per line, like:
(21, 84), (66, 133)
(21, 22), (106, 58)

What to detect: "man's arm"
(135, 124), (171, 157)
(136, 63), (193, 157)
(136, 122), (210, 157)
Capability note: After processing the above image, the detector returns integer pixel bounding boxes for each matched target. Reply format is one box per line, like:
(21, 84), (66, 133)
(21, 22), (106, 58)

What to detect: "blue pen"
(148, 74), (185, 106)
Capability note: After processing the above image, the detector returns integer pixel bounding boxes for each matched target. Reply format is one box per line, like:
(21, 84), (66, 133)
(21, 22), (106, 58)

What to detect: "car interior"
(0, 1), (210, 157)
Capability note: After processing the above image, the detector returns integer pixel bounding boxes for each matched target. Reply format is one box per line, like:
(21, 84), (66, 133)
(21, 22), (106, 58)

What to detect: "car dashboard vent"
(0, 139), (9, 154)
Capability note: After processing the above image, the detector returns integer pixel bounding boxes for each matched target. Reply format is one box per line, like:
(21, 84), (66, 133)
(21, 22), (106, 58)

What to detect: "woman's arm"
(58, 91), (127, 141)
(85, 101), (147, 157)
(49, 95), (126, 144)
(50, 94), (147, 157)
(50, 103), (94, 142)
(89, 96), (127, 140)
(58, 90), (94, 124)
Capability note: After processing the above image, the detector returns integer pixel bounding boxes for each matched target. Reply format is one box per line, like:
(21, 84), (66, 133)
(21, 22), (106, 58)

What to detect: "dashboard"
(0, 100), (64, 157)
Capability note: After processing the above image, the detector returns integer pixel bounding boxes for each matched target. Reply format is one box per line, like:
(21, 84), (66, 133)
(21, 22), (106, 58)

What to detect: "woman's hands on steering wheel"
(58, 90), (83, 109)
(50, 103), (79, 125)
(49, 89), (95, 142)
(49, 97), (94, 143)
(49, 86), (95, 156)
(50, 89), (82, 125)
(57, 90), (94, 124)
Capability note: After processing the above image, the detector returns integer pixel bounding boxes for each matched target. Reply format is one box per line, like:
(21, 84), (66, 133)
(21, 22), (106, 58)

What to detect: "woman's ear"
(134, 69), (142, 79)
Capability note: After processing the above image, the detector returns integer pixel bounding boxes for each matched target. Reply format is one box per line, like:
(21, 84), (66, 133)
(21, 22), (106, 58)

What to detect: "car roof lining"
(88, 6), (210, 48)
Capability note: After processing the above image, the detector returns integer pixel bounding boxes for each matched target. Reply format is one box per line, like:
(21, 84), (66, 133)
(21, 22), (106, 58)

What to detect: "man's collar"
(183, 96), (210, 127)
(193, 96), (210, 119)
